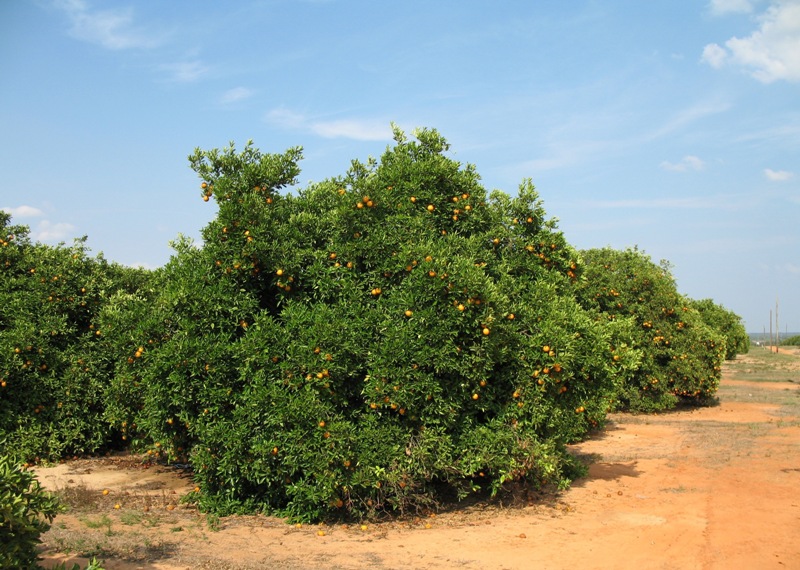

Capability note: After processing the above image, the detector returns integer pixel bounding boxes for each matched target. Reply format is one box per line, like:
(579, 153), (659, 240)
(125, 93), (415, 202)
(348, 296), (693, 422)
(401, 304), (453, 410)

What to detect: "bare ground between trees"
(36, 347), (800, 570)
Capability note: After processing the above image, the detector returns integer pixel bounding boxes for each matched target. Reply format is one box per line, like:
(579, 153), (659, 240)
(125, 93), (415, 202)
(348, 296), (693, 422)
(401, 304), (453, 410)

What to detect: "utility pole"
(770, 309), (773, 353)
(775, 298), (779, 353)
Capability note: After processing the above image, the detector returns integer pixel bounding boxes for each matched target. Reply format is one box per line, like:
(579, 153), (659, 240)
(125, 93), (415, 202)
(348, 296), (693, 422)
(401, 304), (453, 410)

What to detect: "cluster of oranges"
(200, 181), (213, 202)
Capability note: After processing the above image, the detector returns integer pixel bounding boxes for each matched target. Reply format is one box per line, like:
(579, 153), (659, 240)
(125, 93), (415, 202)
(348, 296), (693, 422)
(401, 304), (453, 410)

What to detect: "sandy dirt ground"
(36, 347), (800, 570)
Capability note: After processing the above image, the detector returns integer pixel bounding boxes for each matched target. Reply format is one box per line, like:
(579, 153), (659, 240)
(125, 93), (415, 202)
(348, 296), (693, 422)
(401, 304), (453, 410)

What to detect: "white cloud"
(709, 0), (756, 15)
(265, 107), (393, 141)
(220, 87), (253, 104)
(159, 60), (209, 83)
(702, 43), (729, 68)
(1, 205), (45, 218)
(702, 1), (800, 83)
(31, 220), (76, 242)
(53, 0), (162, 50)
(783, 262), (800, 275)
(310, 119), (392, 141)
(660, 155), (706, 172)
(764, 167), (794, 180)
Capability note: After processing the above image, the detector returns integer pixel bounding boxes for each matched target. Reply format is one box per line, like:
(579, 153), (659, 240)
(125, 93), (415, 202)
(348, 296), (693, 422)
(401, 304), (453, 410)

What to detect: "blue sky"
(1, 0), (798, 332)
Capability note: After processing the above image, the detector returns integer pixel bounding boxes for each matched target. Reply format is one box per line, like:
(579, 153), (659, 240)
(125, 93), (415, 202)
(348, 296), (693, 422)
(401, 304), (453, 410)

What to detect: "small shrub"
(0, 452), (63, 569)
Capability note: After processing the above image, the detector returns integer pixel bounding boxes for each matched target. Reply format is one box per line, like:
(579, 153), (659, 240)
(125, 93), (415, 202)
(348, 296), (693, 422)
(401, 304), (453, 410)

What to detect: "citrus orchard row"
(1, 128), (747, 527)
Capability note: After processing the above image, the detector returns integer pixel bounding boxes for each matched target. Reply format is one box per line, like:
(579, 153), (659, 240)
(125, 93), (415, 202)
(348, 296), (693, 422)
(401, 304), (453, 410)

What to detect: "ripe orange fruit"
(472, 393), (479, 400)
(410, 196), (417, 203)
(404, 310), (413, 317)
(102, 489), (110, 496)
(200, 182), (208, 189)
(482, 327), (490, 336)
(202, 195), (209, 202)
(426, 204), (435, 212)
(542, 345), (551, 353)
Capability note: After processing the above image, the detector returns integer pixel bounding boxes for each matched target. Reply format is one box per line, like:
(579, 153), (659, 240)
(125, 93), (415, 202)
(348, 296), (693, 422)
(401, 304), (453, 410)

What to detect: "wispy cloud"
(702, 1), (800, 83)
(2, 205), (76, 242)
(126, 260), (158, 270)
(509, 138), (615, 174)
(312, 120), (393, 141)
(701, 43), (728, 67)
(265, 107), (393, 141)
(646, 101), (731, 140)
(660, 155), (706, 172)
(32, 220), (76, 242)
(583, 196), (742, 210)
(159, 60), (209, 83)
(709, 0), (755, 16)
(782, 262), (800, 275)
(220, 87), (254, 104)
(53, 0), (162, 50)
(764, 167), (794, 181)
(1, 205), (45, 218)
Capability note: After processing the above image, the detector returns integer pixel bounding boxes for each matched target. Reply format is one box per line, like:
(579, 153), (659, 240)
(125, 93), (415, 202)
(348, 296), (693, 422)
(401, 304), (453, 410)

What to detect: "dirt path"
(37, 348), (800, 570)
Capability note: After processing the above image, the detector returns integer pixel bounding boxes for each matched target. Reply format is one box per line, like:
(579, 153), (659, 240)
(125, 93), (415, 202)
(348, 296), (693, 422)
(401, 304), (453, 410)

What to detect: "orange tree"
(0, 211), (150, 462)
(688, 298), (749, 359)
(574, 247), (726, 411)
(105, 128), (625, 521)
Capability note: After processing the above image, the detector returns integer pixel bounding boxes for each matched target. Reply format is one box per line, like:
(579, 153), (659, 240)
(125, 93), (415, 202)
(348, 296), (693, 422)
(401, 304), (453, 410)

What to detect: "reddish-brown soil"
(36, 348), (800, 570)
